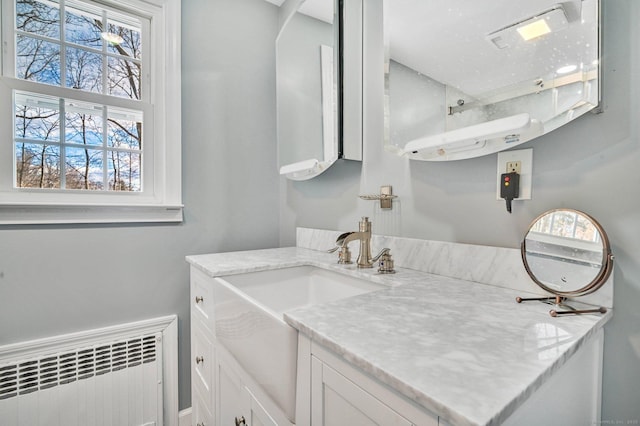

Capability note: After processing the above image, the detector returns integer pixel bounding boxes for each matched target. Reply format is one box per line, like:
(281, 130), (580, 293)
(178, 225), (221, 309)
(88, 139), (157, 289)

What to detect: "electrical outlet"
(496, 149), (533, 200)
(506, 161), (521, 174)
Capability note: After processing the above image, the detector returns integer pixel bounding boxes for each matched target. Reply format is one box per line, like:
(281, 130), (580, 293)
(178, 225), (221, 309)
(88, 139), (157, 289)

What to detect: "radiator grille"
(0, 335), (157, 401)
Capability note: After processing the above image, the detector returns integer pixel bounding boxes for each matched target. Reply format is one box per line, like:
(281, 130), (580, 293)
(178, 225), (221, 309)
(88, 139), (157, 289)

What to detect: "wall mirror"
(271, 0), (340, 180)
(518, 208), (613, 317)
(383, 0), (601, 161)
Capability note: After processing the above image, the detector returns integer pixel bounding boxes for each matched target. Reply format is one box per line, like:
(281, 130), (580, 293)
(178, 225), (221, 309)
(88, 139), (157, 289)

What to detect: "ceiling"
(265, 0), (334, 24)
(386, 0), (598, 97)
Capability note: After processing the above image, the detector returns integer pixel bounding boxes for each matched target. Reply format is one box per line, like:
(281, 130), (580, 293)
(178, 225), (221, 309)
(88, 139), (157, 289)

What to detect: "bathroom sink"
(211, 266), (386, 422)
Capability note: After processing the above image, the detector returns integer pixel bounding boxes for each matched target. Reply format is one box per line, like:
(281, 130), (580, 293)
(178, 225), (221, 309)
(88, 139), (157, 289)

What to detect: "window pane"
(16, 35), (61, 84)
(66, 46), (102, 92)
(107, 21), (141, 60)
(65, 111), (103, 146)
(108, 151), (140, 191)
(65, 146), (103, 189)
(108, 117), (141, 149)
(16, 0), (60, 39)
(108, 56), (141, 99)
(65, 5), (102, 49)
(15, 142), (61, 188)
(575, 215), (600, 242)
(15, 102), (60, 142)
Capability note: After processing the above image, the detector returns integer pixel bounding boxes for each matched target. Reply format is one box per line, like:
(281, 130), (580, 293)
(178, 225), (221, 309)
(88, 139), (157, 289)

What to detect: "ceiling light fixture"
(487, 5), (569, 49)
(517, 19), (551, 41)
(101, 32), (124, 45)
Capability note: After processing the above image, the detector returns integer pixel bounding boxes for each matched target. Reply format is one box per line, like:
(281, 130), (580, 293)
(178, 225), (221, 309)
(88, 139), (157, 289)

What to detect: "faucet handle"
(327, 245), (353, 263)
(327, 232), (355, 264)
(373, 248), (395, 274)
(327, 232), (352, 253)
(337, 246), (352, 264)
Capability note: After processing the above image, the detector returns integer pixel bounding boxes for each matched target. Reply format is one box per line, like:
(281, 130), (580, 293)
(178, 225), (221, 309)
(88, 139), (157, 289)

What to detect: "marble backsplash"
(296, 227), (613, 309)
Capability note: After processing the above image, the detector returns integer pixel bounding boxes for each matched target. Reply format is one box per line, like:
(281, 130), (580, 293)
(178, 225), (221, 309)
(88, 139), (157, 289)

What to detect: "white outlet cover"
(496, 148), (533, 200)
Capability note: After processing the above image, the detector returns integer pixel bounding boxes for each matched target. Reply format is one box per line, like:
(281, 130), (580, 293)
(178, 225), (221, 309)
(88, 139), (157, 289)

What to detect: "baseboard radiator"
(0, 320), (170, 426)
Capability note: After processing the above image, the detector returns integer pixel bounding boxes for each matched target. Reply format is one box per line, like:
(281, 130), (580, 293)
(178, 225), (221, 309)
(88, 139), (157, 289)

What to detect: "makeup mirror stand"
(518, 208), (614, 318)
(516, 295), (607, 317)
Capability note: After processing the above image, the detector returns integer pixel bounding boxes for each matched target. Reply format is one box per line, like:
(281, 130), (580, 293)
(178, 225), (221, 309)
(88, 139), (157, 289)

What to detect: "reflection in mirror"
(273, 0), (340, 180)
(519, 209), (613, 317)
(383, 0), (600, 161)
(524, 209), (604, 293)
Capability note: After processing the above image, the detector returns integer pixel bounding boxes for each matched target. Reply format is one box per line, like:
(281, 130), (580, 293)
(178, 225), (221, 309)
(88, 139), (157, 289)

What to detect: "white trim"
(0, 202), (183, 224)
(0, 0), (182, 224)
(162, 315), (180, 426)
(0, 314), (180, 426)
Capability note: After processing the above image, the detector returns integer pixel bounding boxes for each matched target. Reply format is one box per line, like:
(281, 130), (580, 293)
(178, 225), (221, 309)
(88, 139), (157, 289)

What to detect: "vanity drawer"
(191, 267), (215, 332)
(193, 322), (215, 406)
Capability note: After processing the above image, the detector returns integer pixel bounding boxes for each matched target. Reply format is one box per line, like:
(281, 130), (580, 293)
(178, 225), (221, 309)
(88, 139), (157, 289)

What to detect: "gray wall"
(280, 0), (640, 422)
(0, 0), (280, 410)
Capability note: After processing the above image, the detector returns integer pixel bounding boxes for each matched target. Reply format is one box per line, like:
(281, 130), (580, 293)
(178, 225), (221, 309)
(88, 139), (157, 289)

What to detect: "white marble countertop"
(186, 247), (612, 426)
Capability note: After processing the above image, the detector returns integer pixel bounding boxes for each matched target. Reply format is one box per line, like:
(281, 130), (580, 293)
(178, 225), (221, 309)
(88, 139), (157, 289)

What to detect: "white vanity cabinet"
(190, 266), (292, 426)
(305, 341), (438, 426)
(187, 250), (609, 426)
(299, 330), (605, 426)
(216, 345), (280, 426)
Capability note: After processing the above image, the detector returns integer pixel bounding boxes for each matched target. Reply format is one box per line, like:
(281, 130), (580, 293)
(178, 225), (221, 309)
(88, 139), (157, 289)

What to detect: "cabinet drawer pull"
(195, 296), (204, 303)
(235, 416), (246, 426)
(195, 356), (204, 364)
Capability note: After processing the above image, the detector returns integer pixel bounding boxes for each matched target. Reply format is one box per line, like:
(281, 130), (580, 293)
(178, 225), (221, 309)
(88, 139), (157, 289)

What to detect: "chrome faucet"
(328, 217), (394, 271)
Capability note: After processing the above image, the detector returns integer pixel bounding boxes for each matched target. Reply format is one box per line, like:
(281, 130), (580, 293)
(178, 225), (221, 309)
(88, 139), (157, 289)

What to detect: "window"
(0, 0), (182, 224)
(531, 210), (601, 243)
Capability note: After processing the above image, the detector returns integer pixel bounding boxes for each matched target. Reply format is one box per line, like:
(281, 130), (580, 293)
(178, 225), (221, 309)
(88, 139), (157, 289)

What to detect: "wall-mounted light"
(487, 5), (569, 49)
(279, 158), (337, 180)
(402, 113), (544, 161)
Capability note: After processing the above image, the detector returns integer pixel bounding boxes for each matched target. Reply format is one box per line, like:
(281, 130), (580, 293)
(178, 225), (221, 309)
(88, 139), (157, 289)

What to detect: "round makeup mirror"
(518, 208), (614, 316)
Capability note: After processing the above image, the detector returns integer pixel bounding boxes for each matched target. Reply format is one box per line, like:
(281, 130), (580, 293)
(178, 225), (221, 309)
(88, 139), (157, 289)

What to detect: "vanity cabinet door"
(246, 388), (278, 426)
(311, 357), (413, 426)
(215, 349), (247, 426)
(215, 346), (284, 426)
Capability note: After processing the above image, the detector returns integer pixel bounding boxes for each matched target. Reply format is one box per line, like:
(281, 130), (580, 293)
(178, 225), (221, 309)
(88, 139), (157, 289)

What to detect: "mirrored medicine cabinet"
(382, 0), (601, 161)
(272, 0), (363, 181)
(273, 0), (602, 178)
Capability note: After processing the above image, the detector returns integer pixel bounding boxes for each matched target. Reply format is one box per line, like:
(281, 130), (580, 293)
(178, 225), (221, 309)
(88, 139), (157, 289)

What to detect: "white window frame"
(0, 0), (182, 224)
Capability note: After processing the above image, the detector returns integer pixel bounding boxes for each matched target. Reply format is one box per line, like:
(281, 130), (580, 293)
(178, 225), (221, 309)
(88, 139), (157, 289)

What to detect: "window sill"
(0, 203), (184, 225)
